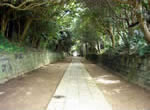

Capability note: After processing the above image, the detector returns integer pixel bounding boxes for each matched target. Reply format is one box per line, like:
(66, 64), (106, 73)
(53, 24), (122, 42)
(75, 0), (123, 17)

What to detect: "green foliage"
(1, 0), (150, 56)
(138, 45), (150, 56)
(127, 30), (149, 56)
(142, 0), (149, 8)
(26, 20), (59, 49)
(0, 33), (25, 52)
(103, 31), (150, 56)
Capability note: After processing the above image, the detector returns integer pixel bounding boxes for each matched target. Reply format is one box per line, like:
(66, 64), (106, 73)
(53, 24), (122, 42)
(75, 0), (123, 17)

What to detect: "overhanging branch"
(112, 0), (134, 5)
(0, 0), (65, 11)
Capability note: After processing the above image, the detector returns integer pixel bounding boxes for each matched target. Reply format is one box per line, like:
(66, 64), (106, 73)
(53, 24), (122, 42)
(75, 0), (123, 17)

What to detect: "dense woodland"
(0, 0), (150, 56)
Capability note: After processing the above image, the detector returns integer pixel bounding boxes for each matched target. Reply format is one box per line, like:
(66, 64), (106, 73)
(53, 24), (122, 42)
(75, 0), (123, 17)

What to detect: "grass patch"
(0, 33), (25, 53)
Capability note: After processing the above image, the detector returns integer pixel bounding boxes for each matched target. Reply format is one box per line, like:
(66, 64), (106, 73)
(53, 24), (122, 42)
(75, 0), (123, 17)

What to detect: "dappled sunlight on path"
(83, 60), (150, 110)
(0, 58), (71, 110)
(47, 57), (112, 110)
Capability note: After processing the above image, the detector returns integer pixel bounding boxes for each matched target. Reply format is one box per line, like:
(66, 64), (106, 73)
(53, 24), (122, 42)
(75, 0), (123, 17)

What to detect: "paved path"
(83, 59), (150, 110)
(1, 57), (149, 110)
(47, 58), (112, 110)
(0, 58), (71, 110)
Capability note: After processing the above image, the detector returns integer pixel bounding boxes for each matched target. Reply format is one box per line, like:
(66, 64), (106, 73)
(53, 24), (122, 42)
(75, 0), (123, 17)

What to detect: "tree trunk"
(112, 0), (150, 44)
(20, 18), (32, 42)
(86, 43), (88, 55)
(96, 41), (100, 53)
(108, 26), (115, 48)
(140, 20), (150, 43)
(17, 20), (21, 41)
(136, 2), (150, 44)
(1, 15), (8, 34)
(32, 36), (36, 47)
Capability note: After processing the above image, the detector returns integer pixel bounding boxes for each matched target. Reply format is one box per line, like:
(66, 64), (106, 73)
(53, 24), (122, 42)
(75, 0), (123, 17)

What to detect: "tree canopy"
(0, 0), (150, 55)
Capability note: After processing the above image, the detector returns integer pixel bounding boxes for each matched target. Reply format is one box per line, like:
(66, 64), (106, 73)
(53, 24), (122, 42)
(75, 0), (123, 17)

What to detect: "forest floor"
(0, 58), (71, 110)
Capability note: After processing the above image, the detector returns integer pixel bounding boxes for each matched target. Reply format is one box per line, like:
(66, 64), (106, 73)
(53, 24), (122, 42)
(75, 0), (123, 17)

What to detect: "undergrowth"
(0, 33), (25, 53)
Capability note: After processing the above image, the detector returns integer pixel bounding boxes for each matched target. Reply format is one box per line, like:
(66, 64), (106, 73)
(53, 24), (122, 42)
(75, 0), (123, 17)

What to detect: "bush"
(0, 33), (25, 52)
(86, 54), (99, 62)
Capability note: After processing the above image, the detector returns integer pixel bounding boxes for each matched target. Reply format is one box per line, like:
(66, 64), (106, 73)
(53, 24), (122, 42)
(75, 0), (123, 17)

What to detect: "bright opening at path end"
(73, 51), (78, 57)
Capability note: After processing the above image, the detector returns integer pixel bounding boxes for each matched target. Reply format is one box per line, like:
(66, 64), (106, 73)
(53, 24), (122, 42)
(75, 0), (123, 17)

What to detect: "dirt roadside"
(83, 59), (150, 110)
(0, 58), (71, 110)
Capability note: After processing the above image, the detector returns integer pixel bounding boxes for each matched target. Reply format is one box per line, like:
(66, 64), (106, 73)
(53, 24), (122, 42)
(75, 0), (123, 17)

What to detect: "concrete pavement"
(47, 58), (112, 110)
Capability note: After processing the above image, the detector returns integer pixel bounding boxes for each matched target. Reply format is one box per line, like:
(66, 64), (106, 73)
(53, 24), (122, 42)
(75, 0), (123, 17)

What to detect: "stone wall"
(86, 54), (150, 89)
(0, 51), (65, 83)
